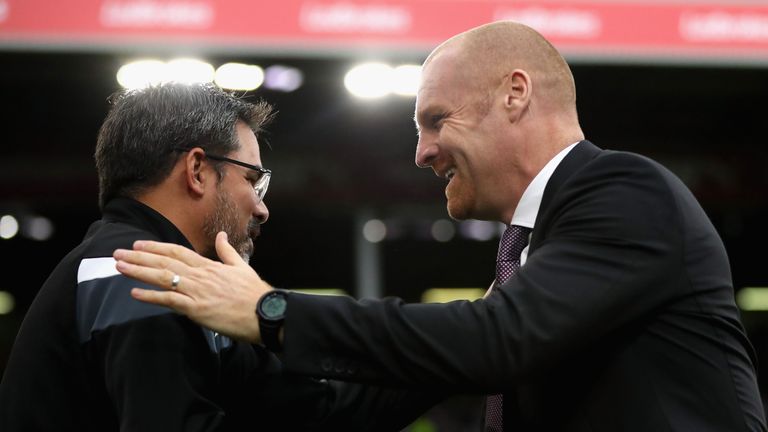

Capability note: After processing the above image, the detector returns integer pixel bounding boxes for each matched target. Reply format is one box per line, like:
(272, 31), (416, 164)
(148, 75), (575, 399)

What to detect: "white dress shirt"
(512, 141), (579, 266)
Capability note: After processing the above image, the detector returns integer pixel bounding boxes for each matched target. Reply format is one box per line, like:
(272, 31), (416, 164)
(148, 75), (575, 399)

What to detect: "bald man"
(115, 22), (766, 431)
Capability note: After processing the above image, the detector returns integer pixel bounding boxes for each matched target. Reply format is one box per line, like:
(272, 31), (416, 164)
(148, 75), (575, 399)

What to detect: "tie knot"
(497, 224), (532, 262)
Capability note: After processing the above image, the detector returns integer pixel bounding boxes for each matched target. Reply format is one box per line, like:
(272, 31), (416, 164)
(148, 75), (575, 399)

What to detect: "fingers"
(215, 232), (246, 267)
(115, 258), (180, 292)
(132, 239), (211, 267)
(114, 247), (189, 273)
(130, 287), (194, 313)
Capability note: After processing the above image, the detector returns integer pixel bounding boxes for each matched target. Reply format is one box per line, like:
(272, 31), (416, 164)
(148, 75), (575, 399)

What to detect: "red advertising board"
(1, 0), (767, 62)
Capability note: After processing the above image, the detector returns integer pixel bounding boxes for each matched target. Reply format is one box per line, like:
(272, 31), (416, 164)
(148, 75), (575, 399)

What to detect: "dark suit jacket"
(280, 141), (767, 431)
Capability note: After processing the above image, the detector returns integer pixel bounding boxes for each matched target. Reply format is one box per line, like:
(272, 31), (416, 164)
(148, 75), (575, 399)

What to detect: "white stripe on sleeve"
(77, 257), (120, 283)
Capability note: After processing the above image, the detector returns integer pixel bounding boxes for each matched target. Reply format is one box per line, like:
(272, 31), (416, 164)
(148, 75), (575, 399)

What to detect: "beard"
(202, 190), (254, 262)
(445, 176), (475, 220)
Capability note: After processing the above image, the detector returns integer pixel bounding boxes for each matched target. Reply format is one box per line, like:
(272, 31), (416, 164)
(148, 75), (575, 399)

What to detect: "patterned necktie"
(494, 224), (532, 287)
(485, 224), (532, 432)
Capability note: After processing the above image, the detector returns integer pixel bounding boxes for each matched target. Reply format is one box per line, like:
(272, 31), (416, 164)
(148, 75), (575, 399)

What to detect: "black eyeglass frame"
(174, 147), (271, 202)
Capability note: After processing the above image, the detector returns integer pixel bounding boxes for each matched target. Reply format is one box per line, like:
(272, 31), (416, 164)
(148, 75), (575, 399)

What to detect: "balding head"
(425, 21), (577, 119)
(415, 21), (584, 223)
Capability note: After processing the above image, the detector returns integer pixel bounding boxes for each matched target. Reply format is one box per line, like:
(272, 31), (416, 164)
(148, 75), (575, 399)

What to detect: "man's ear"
(184, 148), (209, 196)
(502, 69), (532, 122)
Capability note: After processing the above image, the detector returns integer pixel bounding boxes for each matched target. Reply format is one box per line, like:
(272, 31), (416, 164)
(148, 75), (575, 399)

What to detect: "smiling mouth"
(445, 168), (456, 181)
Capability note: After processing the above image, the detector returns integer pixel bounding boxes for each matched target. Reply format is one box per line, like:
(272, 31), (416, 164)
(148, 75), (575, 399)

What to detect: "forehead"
(415, 49), (468, 119)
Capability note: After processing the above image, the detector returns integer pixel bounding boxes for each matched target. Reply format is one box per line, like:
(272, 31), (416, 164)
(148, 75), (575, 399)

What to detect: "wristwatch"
(256, 290), (288, 351)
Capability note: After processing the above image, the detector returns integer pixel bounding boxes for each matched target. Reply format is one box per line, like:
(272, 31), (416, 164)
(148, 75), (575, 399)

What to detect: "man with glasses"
(0, 82), (434, 431)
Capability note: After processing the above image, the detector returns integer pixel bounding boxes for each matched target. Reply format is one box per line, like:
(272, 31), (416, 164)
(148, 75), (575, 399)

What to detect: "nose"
(415, 134), (438, 168)
(254, 200), (269, 224)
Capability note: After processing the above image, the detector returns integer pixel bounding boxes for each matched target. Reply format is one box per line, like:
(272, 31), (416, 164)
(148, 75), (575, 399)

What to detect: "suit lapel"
(499, 141), (603, 428)
(528, 140), (602, 253)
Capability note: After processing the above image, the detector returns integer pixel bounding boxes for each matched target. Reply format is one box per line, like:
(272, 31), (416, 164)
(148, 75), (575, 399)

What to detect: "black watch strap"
(260, 320), (282, 352)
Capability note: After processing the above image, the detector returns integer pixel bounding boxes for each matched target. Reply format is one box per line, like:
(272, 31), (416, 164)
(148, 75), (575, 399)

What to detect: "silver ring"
(171, 274), (181, 290)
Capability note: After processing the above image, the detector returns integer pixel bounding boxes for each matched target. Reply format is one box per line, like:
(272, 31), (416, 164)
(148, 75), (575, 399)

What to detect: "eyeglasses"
(175, 147), (271, 202)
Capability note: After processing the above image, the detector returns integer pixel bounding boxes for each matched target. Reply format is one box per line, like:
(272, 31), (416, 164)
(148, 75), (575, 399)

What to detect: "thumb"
(216, 231), (245, 266)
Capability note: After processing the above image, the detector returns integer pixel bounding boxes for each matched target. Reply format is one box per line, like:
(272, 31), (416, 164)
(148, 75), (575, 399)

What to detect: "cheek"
(219, 184), (250, 221)
(237, 192), (258, 221)
(231, 184), (254, 206)
(232, 197), (250, 219)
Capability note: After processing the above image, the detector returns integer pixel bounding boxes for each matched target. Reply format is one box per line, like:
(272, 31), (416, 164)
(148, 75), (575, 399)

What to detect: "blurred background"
(1, 0), (767, 430)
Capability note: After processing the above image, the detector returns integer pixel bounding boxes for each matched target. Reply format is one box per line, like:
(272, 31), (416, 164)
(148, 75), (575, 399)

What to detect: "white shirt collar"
(510, 141), (580, 228)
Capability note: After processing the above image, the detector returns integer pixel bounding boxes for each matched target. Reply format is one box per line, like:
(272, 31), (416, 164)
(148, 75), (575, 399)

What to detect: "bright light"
(422, 288), (486, 303)
(117, 59), (167, 89)
(737, 287), (768, 311)
(0, 291), (14, 314)
(391, 64), (421, 96)
(264, 65), (304, 92)
(344, 63), (393, 99)
(289, 288), (349, 296)
(215, 63), (264, 91)
(0, 215), (19, 239)
(362, 219), (387, 243)
(117, 58), (214, 89)
(166, 58), (215, 84)
(27, 216), (54, 241)
(459, 220), (499, 241)
(431, 219), (455, 242)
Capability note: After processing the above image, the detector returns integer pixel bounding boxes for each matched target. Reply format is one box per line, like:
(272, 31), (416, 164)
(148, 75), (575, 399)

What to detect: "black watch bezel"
(256, 290), (287, 351)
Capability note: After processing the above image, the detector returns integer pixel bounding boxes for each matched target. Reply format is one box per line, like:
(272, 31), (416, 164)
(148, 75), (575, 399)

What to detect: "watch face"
(261, 293), (287, 319)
